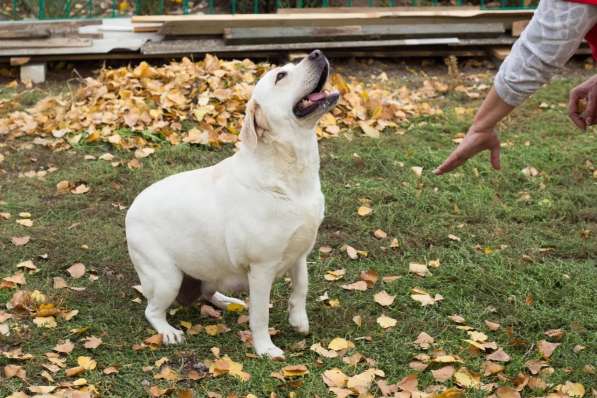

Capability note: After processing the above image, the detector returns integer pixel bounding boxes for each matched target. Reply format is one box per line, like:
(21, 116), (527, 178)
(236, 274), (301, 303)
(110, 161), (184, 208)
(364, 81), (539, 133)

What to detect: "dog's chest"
(279, 194), (324, 260)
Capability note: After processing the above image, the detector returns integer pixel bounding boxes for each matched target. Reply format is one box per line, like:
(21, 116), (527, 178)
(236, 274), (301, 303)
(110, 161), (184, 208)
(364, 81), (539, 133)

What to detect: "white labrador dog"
(125, 50), (339, 358)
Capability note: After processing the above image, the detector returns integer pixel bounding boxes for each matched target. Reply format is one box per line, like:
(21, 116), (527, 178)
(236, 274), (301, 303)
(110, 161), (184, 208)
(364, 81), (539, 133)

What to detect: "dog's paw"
(254, 343), (285, 359)
(159, 327), (185, 345)
(289, 311), (309, 335)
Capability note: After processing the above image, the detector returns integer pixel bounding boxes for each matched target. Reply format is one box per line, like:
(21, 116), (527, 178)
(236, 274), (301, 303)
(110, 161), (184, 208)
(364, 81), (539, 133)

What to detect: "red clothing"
(568, 0), (597, 59)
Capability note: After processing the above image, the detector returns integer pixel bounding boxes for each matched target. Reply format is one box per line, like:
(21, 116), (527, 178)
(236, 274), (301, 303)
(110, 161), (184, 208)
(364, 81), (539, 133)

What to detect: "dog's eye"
(275, 71), (287, 84)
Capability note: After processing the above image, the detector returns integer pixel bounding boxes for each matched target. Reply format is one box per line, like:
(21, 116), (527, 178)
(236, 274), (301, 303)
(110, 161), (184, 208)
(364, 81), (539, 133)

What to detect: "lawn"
(0, 61), (595, 397)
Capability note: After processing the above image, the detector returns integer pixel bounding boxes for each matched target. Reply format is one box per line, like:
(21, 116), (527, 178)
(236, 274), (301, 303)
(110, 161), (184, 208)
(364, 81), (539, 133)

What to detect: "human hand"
(433, 127), (501, 175)
(568, 75), (597, 130)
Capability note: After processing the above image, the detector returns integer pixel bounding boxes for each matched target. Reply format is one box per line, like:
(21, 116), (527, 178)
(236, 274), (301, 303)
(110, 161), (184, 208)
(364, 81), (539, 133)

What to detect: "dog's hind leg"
(129, 247), (185, 345)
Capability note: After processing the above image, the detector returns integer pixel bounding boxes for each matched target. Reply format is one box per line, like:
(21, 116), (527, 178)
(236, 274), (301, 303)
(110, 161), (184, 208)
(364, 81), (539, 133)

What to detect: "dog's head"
(240, 50), (339, 149)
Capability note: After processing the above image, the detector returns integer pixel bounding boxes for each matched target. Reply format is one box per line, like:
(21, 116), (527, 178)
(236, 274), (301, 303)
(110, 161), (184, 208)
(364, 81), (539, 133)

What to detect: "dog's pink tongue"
(308, 92), (326, 102)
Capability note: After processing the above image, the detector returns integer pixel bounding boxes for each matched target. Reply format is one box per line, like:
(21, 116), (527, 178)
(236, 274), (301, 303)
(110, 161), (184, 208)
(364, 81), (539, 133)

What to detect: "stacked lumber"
(0, 18), (162, 61)
(131, 8), (535, 58)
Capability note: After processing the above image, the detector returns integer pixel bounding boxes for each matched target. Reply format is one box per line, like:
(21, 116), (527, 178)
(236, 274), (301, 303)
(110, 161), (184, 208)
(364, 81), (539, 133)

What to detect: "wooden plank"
(511, 20), (529, 36)
(224, 23), (505, 44)
(277, 6), (479, 13)
(0, 29), (50, 39)
(0, 38), (92, 49)
(10, 57), (31, 66)
(148, 13), (532, 35)
(132, 9), (534, 23)
(490, 46), (510, 60)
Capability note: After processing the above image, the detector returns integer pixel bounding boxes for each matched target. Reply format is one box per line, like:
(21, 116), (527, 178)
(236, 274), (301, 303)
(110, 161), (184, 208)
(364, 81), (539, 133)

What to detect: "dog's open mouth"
(293, 64), (339, 118)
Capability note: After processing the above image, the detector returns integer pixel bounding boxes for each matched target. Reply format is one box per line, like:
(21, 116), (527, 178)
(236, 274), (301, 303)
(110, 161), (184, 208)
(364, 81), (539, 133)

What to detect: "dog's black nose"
(308, 50), (322, 60)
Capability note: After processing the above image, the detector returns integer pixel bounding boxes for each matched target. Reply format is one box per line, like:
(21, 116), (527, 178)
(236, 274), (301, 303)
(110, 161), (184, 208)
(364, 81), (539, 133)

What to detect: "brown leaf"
(360, 269), (379, 287)
(83, 336), (102, 349)
(341, 280), (368, 291)
(538, 340), (560, 359)
(496, 386), (521, 398)
(484, 320), (500, 331)
(486, 348), (511, 362)
(54, 340), (74, 354)
(483, 361), (504, 376)
(11, 236), (30, 246)
(414, 332), (434, 349)
(432, 366), (455, 383)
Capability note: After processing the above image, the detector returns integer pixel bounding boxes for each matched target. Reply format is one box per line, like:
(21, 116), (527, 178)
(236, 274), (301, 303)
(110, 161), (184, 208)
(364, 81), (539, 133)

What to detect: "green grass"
(0, 75), (595, 397)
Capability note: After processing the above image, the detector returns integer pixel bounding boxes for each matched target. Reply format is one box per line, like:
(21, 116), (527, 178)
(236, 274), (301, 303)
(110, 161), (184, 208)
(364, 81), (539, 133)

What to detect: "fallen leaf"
(324, 269), (346, 281)
(538, 340), (560, 359)
(377, 314), (397, 329)
(77, 356), (97, 370)
(310, 342), (338, 358)
(453, 367), (480, 388)
(414, 332), (434, 349)
(341, 280), (368, 291)
(397, 374), (418, 392)
(486, 348), (511, 362)
(483, 361), (504, 376)
(71, 184), (90, 195)
(281, 364), (309, 378)
(411, 166), (423, 177)
(559, 381), (585, 397)
(83, 336), (102, 349)
(66, 263), (86, 278)
(360, 269), (379, 287)
(11, 236), (30, 246)
(448, 234), (461, 242)
(496, 386), (521, 398)
(154, 366), (179, 382)
(484, 320), (500, 331)
(448, 314), (466, 323)
(357, 206), (372, 217)
(409, 262), (431, 277)
(373, 229), (387, 239)
(374, 291), (395, 307)
(328, 337), (354, 351)
(322, 368), (349, 388)
(33, 316), (57, 328)
(432, 366), (455, 382)
(16, 219), (33, 227)
(54, 340), (74, 354)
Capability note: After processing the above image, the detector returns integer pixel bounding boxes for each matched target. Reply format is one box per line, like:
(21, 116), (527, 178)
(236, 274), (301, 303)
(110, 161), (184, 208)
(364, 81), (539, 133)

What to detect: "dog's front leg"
(288, 256), (309, 335)
(248, 265), (284, 359)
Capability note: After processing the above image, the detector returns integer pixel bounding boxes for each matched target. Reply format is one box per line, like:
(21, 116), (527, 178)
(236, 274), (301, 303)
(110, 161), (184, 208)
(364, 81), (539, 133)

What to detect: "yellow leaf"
(77, 356), (97, 370)
(328, 337), (354, 351)
(226, 303), (246, 313)
(453, 367), (480, 388)
(281, 364), (309, 378)
(357, 206), (372, 217)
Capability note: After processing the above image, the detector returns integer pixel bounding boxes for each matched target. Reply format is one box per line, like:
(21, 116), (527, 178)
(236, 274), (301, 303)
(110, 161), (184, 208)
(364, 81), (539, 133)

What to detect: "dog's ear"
(240, 99), (270, 150)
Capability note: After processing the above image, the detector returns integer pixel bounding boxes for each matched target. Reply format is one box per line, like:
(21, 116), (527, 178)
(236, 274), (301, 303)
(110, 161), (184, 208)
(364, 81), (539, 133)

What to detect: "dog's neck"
(237, 128), (321, 197)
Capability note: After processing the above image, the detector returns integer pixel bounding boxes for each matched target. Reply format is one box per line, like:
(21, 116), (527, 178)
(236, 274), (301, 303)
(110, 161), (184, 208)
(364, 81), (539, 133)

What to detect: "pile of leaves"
(0, 55), (446, 152)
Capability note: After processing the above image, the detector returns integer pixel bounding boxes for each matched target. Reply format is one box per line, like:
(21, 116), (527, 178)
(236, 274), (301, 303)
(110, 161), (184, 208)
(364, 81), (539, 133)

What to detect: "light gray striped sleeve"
(494, 0), (597, 106)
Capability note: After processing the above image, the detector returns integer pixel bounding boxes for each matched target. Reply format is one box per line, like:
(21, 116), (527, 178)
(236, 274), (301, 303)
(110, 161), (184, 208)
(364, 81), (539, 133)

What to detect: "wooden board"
(224, 23), (505, 44)
(132, 9), (534, 23)
(143, 37), (460, 55)
(0, 29), (50, 39)
(277, 6), (480, 13)
(0, 38), (92, 49)
(511, 19), (530, 36)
